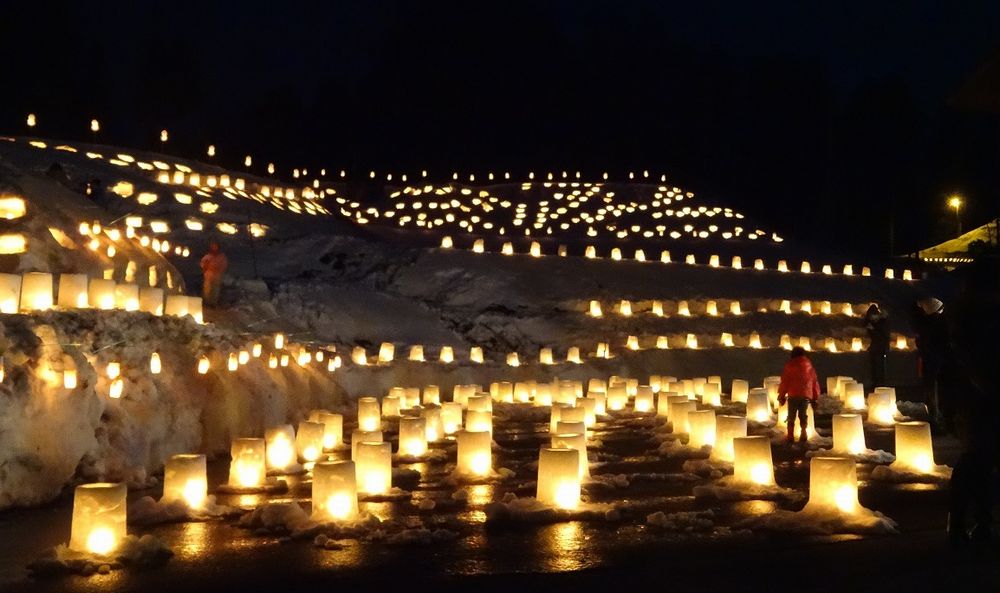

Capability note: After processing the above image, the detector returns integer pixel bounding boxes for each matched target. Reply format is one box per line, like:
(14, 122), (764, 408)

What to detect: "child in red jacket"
(778, 347), (821, 443)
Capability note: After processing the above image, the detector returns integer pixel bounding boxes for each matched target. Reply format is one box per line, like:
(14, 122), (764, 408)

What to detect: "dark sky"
(3, 1), (999, 256)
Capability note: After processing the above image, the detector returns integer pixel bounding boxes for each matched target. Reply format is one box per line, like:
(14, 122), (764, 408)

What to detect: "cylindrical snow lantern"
(634, 386), (655, 412)
(712, 415), (748, 462)
(832, 414), (866, 455)
(265, 425), (297, 471)
(355, 441), (392, 495)
(377, 342), (394, 363)
(20, 272), (54, 311)
(229, 438), (266, 488)
(318, 412), (344, 450)
(163, 454), (207, 510)
(441, 402), (463, 435)
(701, 382), (722, 407)
(551, 432), (589, 478)
(733, 436), (774, 485)
(70, 483), (127, 555)
(358, 397), (382, 432)
(115, 283), (139, 311)
(351, 430), (383, 460)
(536, 447), (580, 509)
(687, 410), (717, 448)
(57, 274), (89, 308)
(746, 388), (771, 422)
(381, 394), (402, 417)
(0, 273), (21, 313)
(164, 294), (189, 317)
(139, 287), (164, 315)
(867, 391), (896, 426)
(312, 460), (359, 521)
(466, 409), (493, 437)
(457, 430), (492, 477)
(844, 382), (866, 410)
(422, 406), (443, 441)
(892, 421), (936, 473)
(670, 400), (697, 434)
(296, 421), (326, 462)
(468, 394), (493, 413)
(398, 416), (428, 457)
(423, 385), (441, 406)
(806, 457), (859, 514)
(731, 379), (749, 403)
(606, 385), (628, 411)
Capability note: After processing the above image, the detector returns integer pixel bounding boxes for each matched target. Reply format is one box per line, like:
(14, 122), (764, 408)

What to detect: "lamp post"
(948, 195), (963, 236)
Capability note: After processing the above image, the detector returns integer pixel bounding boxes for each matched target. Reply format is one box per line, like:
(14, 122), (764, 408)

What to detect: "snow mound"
(656, 440), (711, 460)
(442, 466), (515, 485)
(870, 463), (952, 483)
(127, 495), (235, 525)
(738, 506), (898, 535)
(806, 448), (895, 464)
(692, 476), (804, 502)
(485, 494), (620, 523)
(28, 534), (173, 577)
(394, 449), (449, 463)
(682, 458), (733, 478)
(238, 501), (314, 534)
(646, 509), (716, 531)
(895, 401), (928, 418)
(359, 487), (412, 502)
(216, 479), (289, 496)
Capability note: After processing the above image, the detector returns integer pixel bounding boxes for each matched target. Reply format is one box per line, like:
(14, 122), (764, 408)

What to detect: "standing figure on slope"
(200, 241), (229, 307)
(864, 303), (891, 387)
(777, 346), (820, 443)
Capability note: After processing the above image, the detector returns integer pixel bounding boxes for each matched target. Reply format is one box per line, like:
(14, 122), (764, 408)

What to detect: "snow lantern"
(731, 379), (749, 403)
(441, 402), (463, 435)
(108, 378), (124, 399)
(468, 394), (492, 413)
(265, 425), (297, 471)
(501, 241), (514, 255)
(851, 337), (863, 352)
(514, 382), (532, 403)
(701, 382), (722, 407)
(656, 391), (677, 416)
(57, 274), (89, 308)
(611, 247), (622, 260)
(457, 430), (492, 476)
(358, 397), (382, 431)
(652, 300), (664, 316)
(588, 300), (603, 317)
(670, 400), (697, 434)
(832, 414), (866, 455)
(115, 284), (139, 311)
(20, 272), (53, 311)
(687, 410), (717, 448)
(64, 367), (78, 389)
(440, 346), (455, 363)
(578, 397), (597, 426)
(70, 483), (127, 555)
(706, 300), (718, 316)
(440, 236), (453, 249)
(398, 416), (428, 457)
(274, 333), (285, 349)
(656, 335), (670, 349)
(686, 334), (698, 349)
(753, 258), (765, 270)
(634, 248), (646, 261)
(777, 260), (789, 272)
(746, 388), (772, 422)
(677, 300), (691, 316)
(351, 346), (368, 365)
(806, 457), (859, 514)
(606, 384), (628, 411)
(536, 447), (580, 510)
(731, 255), (743, 269)
(382, 394), (402, 417)
(465, 409), (492, 437)
(551, 432), (589, 479)
(634, 385), (654, 412)
(506, 352), (520, 367)
(843, 382), (865, 410)
(660, 250), (671, 263)
(355, 441), (392, 495)
(733, 436), (775, 485)
(312, 461), (359, 521)
(318, 412), (344, 449)
(377, 342), (395, 363)
(227, 352), (238, 372)
(626, 335), (640, 350)
(491, 381), (514, 403)
(730, 301), (742, 315)
(892, 421), (936, 474)
(867, 391), (896, 426)
(763, 377), (781, 408)
(164, 294), (189, 317)
(0, 273), (21, 313)
(350, 430), (383, 461)
(422, 406), (442, 441)
(228, 438), (266, 488)
(685, 254), (696, 265)
(895, 335), (908, 350)
(560, 406), (586, 428)
(586, 245), (597, 258)
(472, 239), (485, 253)
(407, 345), (424, 362)
(470, 346), (484, 363)
(619, 299), (633, 316)
(530, 241), (542, 257)
(712, 415), (747, 462)
(197, 355), (210, 374)
(721, 332), (735, 347)
(296, 421), (325, 463)
(139, 287), (164, 315)
(162, 454), (207, 510)
(149, 352), (161, 374)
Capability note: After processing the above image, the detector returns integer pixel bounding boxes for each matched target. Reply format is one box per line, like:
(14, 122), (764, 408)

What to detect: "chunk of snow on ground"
(870, 463), (952, 483)
(485, 495), (620, 523)
(682, 458), (733, 478)
(646, 509), (716, 531)
(895, 400), (927, 418)
(806, 448), (895, 464)
(738, 507), (898, 535)
(414, 498), (437, 511)
(238, 501), (313, 533)
(359, 487), (413, 502)
(216, 479), (289, 496)
(692, 476), (804, 502)
(28, 534), (173, 577)
(656, 440), (711, 460)
(128, 495), (235, 525)
(395, 449), (450, 463)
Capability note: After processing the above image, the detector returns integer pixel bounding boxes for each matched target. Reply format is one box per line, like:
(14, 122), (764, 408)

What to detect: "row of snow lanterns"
(0, 271), (200, 319)
(588, 298), (863, 318)
(79, 217), (191, 260)
(442, 236), (915, 281)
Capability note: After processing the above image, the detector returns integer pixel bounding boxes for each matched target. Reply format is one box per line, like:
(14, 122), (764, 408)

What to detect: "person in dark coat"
(945, 261), (1000, 545)
(914, 297), (951, 429)
(864, 303), (890, 387)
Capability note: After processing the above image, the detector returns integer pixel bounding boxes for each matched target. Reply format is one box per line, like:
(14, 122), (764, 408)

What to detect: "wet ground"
(1, 404), (997, 593)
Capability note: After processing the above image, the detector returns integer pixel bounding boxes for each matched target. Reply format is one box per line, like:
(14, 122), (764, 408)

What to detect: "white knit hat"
(918, 297), (944, 315)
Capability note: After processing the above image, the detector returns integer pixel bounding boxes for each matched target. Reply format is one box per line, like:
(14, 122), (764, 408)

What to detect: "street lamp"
(948, 195), (962, 235)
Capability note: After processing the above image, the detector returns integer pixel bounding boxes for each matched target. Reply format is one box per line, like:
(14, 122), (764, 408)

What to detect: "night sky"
(3, 1), (999, 256)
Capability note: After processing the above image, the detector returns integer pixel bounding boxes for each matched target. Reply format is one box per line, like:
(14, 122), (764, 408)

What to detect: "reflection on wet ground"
(0, 405), (971, 593)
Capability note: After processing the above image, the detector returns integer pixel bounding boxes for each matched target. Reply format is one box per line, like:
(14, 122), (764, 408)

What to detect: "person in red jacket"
(199, 241), (229, 307)
(778, 346), (821, 443)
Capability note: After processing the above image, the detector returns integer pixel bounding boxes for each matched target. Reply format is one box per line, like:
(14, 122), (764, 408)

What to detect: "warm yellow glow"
(108, 378), (123, 399)
(197, 355), (210, 374)
(0, 233), (27, 254)
(948, 195), (962, 210)
(0, 195), (27, 219)
(266, 427), (296, 471)
(86, 527), (116, 555)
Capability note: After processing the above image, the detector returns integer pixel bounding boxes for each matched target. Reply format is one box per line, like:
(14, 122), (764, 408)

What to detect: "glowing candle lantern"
(884, 268), (894, 280)
(686, 334), (698, 349)
(619, 299), (633, 316)
(539, 347), (554, 364)
(441, 402), (463, 435)
(729, 301), (742, 316)
(535, 384), (554, 406)
(677, 300), (691, 316)
(606, 385), (628, 411)
(530, 241), (542, 257)
(685, 254), (696, 265)
(351, 347), (368, 366)
(731, 379), (749, 403)
(626, 335), (640, 350)
(403, 387), (420, 408)
(733, 436), (774, 485)
(86, 279), (115, 311)
(350, 430), (383, 460)
(656, 336), (670, 349)
(20, 272), (53, 311)
(318, 412), (344, 449)
(892, 421), (936, 474)
(378, 342), (395, 363)
(440, 236), (453, 249)
(551, 431), (589, 479)
(801, 300), (813, 315)
(63, 367), (77, 389)
(844, 382), (865, 410)
(903, 269), (913, 281)
(57, 274), (89, 308)
(513, 382), (532, 403)
(780, 335), (793, 350)
(800, 261), (812, 274)
(139, 288), (164, 315)
(355, 442), (392, 495)
(825, 337), (838, 353)
(687, 410), (716, 448)
(586, 245), (597, 258)
(709, 254), (720, 267)
(115, 284), (139, 311)
(706, 300), (718, 316)
(649, 300), (664, 317)
(466, 410), (493, 437)
(670, 400), (697, 433)
(832, 414), (866, 455)
(229, 438), (266, 488)
(358, 397), (381, 431)
(296, 421), (325, 463)
(312, 461), (359, 521)
(611, 247), (622, 261)
(382, 395), (402, 417)
(0, 273), (21, 313)
(633, 386), (654, 412)
(749, 332), (763, 349)
(472, 239), (485, 253)
(470, 346), (484, 363)
(701, 382), (722, 407)
(457, 430), (492, 476)
(746, 389), (772, 422)
(754, 258), (765, 270)
(468, 394), (492, 413)
(656, 391), (677, 416)
(440, 346), (454, 363)
(506, 352), (520, 367)
(108, 378), (124, 399)
(265, 425), (297, 472)
(501, 242), (514, 255)
(407, 345), (425, 362)
(537, 448), (580, 509)
(712, 416), (747, 462)
(70, 483), (127, 555)
(589, 300), (603, 317)
(399, 417), (428, 457)
(659, 250), (671, 263)
(227, 353), (238, 372)
(764, 377), (781, 408)
(895, 335), (908, 350)
(861, 266), (871, 277)
(163, 454), (207, 510)
(274, 333), (285, 349)
(105, 361), (121, 380)
(805, 457), (859, 514)
(197, 355), (210, 374)
(423, 385), (441, 406)
(778, 260), (789, 273)
(851, 337), (863, 352)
